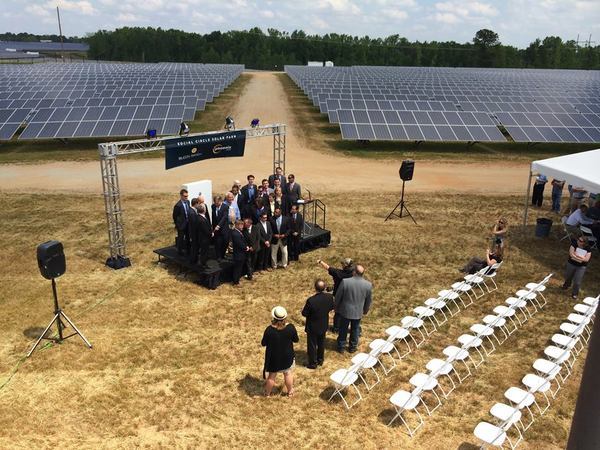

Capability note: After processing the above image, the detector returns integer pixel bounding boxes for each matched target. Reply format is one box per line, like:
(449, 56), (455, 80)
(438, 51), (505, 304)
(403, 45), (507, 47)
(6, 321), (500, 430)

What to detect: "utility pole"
(56, 6), (65, 61)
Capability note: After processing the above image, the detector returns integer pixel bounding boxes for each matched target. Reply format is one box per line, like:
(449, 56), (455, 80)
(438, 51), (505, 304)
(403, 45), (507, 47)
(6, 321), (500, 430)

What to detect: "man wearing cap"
(317, 258), (355, 332)
(335, 265), (372, 353)
(301, 279), (334, 369)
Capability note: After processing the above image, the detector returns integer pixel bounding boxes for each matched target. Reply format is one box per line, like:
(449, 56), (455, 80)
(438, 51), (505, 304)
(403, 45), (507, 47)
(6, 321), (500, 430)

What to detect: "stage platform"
(154, 224), (330, 289)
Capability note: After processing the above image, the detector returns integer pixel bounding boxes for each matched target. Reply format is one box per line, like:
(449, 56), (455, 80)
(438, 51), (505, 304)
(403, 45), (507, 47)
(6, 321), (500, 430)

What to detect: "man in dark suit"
(249, 198), (268, 225)
(196, 194), (212, 228)
(172, 189), (191, 255)
(257, 212), (273, 271)
(288, 204), (304, 261)
(211, 195), (229, 260)
(268, 167), (286, 189)
(270, 207), (290, 269)
(195, 204), (213, 267)
(284, 174), (302, 214)
(187, 198), (201, 264)
(231, 220), (250, 285)
(335, 265), (373, 353)
(301, 279), (334, 369)
(240, 174), (258, 219)
(259, 179), (271, 203)
(243, 218), (260, 278)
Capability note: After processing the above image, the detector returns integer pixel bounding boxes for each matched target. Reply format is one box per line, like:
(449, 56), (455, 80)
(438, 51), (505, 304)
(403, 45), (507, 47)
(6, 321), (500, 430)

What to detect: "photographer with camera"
(317, 258), (354, 332)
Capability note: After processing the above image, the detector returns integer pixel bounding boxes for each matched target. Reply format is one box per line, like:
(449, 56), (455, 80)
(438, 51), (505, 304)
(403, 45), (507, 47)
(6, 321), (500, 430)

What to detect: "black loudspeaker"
(399, 160), (415, 181)
(37, 240), (66, 280)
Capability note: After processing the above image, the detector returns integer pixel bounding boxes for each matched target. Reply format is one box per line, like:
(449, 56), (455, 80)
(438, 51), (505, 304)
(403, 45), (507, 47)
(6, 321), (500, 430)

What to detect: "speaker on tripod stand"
(384, 160), (417, 224)
(27, 240), (92, 357)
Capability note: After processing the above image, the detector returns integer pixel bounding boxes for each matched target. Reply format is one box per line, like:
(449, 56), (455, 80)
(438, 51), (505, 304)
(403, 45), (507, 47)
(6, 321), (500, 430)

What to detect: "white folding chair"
(443, 345), (471, 382)
(515, 288), (543, 311)
(328, 367), (362, 409)
(426, 358), (457, 398)
(401, 316), (426, 347)
(505, 297), (531, 323)
(551, 333), (583, 356)
(490, 402), (526, 440)
(437, 289), (462, 315)
(409, 373), (443, 415)
(451, 280), (475, 307)
(350, 352), (381, 391)
(369, 338), (396, 374)
(424, 297), (449, 326)
(504, 386), (536, 431)
(388, 389), (424, 436)
(470, 323), (499, 354)
(384, 325), (412, 359)
(464, 267), (488, 298)
(482, 314), (509, 343)
(560, 216), (573, 241)
(474, 421), (519, 449)
(457, 334), (486, 367)
(493, 305), (519, 334)
(532, 358), (563, 397)
(521, 373), (552, 414)
(567, 313), (592, 339)
(482, 262), (502, 292)
(413, 306), (437, 336)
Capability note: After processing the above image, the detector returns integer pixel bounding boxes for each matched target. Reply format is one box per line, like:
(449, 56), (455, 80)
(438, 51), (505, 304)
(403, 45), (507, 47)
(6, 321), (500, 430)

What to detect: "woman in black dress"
(261, 306), (299, 396)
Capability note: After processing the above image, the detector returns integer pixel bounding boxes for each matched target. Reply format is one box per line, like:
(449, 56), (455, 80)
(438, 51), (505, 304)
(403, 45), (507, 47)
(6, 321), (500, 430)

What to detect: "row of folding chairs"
(474, 294), (599, 449)
(387, 274), (552, 437)
(327, 263), (502, 410)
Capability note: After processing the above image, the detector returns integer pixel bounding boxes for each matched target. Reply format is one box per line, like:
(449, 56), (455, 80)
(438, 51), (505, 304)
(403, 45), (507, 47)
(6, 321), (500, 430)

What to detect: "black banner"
(164, 130), (247, 170)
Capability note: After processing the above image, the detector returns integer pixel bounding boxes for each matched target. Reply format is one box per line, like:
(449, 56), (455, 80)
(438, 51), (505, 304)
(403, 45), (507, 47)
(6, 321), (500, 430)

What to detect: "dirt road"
(0, 72), (529, 195)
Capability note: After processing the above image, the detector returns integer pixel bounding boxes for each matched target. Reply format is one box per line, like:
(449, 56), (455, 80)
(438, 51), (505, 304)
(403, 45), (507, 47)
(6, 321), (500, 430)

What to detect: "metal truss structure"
(99, 123), (287, 268)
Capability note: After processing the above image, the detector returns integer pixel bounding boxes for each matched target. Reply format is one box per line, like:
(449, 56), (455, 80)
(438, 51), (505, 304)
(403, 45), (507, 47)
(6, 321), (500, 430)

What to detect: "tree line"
(4, 28), (599, 70)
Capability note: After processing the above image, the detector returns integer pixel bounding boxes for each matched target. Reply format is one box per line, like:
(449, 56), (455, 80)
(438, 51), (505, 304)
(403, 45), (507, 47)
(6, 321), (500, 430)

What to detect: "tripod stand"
(384, 180), (417, 224)
(27, 278), (92, 357)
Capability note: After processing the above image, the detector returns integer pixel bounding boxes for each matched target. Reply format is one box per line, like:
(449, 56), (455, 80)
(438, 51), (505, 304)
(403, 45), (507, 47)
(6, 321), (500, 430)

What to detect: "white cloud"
(317, 0), (361, 14)
(50, 0), (96, 15)
(434, 12), (459, 24)
(388, 9), (408, 20)
(25, 5), (51, 17)
(260, 10), (275, 18)
(2, 0), (598, 48)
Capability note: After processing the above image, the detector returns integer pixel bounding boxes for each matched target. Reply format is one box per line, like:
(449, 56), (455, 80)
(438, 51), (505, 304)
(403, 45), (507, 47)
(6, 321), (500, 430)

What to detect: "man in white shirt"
(566, 204), (594, 236)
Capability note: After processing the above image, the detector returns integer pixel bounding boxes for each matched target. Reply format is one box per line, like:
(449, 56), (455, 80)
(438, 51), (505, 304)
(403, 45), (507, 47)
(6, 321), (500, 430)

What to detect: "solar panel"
(0, 62), (244, 140)
(286, 65), (600, 143)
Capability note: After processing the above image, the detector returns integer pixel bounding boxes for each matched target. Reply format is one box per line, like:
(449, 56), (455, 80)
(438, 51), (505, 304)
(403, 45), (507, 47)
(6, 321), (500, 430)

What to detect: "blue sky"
(3, 0), (599, 48)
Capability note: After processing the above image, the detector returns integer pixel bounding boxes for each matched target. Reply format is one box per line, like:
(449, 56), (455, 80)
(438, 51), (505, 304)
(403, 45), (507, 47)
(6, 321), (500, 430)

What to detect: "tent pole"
(523, 169), (533, 226)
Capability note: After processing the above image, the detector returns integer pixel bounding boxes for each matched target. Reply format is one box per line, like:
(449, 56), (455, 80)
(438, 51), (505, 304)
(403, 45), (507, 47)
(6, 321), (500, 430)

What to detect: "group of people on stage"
(172, 167), (305, 285)
(260, 259), (373, 396)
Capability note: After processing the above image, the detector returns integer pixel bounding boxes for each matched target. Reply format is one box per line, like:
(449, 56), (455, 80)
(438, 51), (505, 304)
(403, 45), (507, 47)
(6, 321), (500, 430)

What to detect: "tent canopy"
(531, 149), (600, 194)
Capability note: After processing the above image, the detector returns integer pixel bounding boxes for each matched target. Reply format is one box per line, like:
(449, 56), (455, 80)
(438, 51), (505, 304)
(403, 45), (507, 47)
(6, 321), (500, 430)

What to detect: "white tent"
(524, 149), (600, 225)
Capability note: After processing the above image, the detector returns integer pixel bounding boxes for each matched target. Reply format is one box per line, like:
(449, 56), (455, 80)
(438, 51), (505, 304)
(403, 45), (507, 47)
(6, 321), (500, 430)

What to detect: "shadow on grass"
(23, 327), (49, 340)
(377, 407), (398, 426)
(238, 373), (265, 397)
(457, 442), (479, 450)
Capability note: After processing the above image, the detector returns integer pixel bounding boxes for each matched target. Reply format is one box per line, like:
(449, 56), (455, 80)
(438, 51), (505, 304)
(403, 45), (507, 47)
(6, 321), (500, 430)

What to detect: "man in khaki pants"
(270, 207), (290, 268)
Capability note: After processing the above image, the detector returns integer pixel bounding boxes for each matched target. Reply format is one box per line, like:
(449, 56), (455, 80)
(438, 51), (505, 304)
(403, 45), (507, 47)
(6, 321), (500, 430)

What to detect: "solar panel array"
(0, 62), (244, 140)
(285, 66), (600, 143)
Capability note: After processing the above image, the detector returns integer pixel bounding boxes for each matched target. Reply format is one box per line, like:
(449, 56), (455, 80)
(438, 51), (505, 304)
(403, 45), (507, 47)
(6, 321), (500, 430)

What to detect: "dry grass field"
(0, 190), (597, 449)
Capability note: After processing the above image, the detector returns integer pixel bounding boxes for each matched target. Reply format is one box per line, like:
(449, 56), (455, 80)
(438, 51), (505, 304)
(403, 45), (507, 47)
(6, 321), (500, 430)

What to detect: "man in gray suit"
(335, 264), (372, 353)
